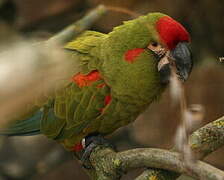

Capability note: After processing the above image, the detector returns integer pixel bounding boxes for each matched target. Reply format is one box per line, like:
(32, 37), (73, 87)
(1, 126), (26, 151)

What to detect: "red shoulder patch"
(124, 48), (144, 63)
(156, 16), (190, 50)
(72, 70), (101, 87)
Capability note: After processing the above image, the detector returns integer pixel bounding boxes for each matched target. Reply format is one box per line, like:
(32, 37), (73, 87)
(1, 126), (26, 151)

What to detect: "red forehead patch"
(156, 16), (190, 50)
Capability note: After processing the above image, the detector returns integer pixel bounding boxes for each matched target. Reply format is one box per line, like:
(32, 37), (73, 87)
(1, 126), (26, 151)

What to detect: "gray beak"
(170, 42), (193, 81)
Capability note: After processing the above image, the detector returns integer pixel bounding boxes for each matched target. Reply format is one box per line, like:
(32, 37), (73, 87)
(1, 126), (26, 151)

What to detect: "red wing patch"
(72, 70), (101, 87)
(104, 95), (112, 105)
(100, 95), (112, 113)
(124, 48), (144, 63)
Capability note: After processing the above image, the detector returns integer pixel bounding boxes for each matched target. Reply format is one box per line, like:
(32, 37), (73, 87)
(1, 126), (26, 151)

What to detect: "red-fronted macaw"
(0, 12), (192, 159)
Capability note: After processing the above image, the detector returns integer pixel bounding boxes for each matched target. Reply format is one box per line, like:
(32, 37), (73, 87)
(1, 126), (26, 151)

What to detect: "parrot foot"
(81, 134), (114, 169)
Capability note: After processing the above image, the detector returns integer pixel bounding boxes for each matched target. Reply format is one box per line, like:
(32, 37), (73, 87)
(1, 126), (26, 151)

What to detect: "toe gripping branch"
(73, 135), (115, 169)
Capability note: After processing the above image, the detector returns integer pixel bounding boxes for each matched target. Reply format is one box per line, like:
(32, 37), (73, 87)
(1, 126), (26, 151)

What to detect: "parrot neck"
(100, 46), (165, 107)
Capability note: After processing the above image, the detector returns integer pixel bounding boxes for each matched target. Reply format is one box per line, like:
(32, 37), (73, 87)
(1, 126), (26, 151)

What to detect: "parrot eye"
(148, 42), (167, 58)
(151, 42), (158, 47)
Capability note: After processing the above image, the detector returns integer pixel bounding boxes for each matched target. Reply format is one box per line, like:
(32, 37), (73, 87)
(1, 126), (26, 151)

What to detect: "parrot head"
(104, 13), (192, 85)
(101, 12), (193, 104)
(145, 13), (192, 83)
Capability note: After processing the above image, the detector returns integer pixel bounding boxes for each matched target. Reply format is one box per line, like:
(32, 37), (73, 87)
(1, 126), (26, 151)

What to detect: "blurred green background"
(0, 0), (223, 179)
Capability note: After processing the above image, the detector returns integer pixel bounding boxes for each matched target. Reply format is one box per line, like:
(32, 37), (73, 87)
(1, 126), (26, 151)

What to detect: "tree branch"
(47, 5), (107, 45)
(89, 147), (224, 180)
(135, 169), (178, 180)
(190, 116), (224, 159)
(136, 116), (224, 180)
(82, 116), (224, 180)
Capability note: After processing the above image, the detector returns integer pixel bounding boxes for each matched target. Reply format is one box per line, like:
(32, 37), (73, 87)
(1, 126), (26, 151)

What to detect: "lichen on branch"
(82, 116), (224, 180)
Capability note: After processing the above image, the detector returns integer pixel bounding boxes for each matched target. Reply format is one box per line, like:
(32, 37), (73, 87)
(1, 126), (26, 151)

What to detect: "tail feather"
(0, 110), (42, 136)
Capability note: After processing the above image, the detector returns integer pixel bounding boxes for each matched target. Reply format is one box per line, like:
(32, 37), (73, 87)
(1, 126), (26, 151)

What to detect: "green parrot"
(0, 13), (192, 154)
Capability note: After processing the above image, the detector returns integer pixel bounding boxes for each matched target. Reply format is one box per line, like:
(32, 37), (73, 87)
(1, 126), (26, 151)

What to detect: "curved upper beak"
(170, 42), (193, 81)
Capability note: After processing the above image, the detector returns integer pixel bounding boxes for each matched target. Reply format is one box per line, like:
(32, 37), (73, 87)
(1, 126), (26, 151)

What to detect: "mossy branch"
(135, 115), (224, 180)
(189, 116), (224, 159)
(89, 148), (224, 180)
(84, 116), (224, 180)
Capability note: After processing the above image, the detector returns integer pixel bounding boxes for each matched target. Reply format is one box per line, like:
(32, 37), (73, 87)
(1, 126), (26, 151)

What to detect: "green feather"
(0, 110), (42, 136)
(65, 31), (106, 74)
